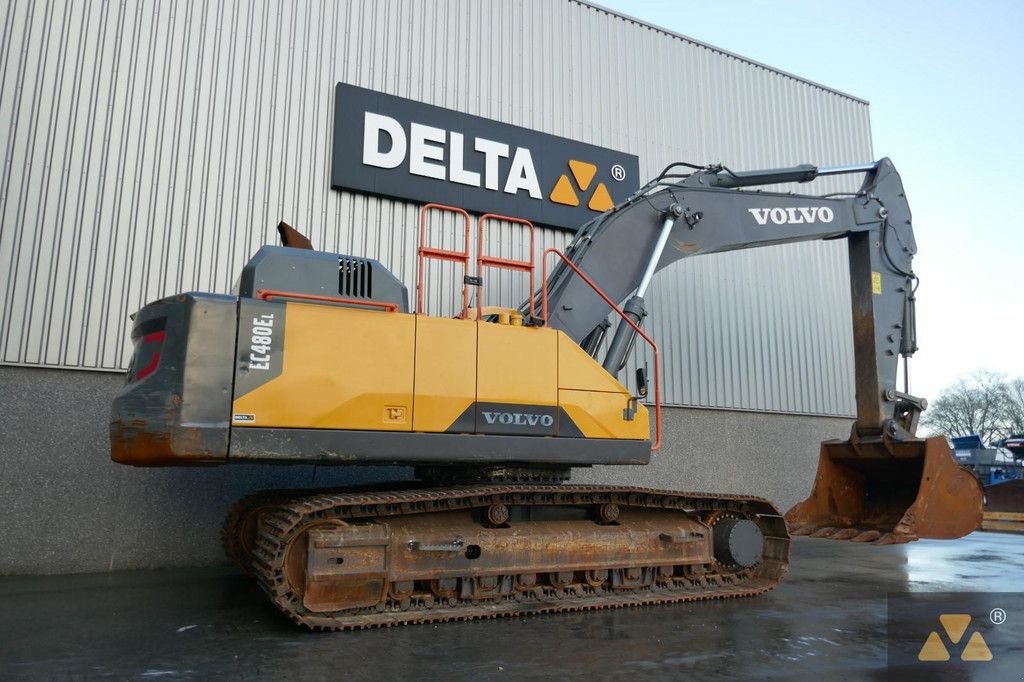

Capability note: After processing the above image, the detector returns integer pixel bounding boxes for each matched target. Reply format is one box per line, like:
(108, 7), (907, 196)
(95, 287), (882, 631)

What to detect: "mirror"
(635, 367), (648, 398)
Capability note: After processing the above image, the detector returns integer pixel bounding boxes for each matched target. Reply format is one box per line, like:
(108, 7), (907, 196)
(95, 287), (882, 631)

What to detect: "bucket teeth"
(829, 528), (862, 540)
(788, 526), (891, 543)
(849, 530), (882, 543)
(875, 532), (915, 546)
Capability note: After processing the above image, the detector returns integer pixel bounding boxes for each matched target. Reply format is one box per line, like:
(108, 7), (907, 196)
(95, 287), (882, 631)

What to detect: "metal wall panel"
(0, 0), (871, 416)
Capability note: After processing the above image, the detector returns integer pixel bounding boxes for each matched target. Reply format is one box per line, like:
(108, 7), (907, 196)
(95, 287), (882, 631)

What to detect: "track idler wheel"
(222, 491), (292, 575)
(712, 518), (764, 568)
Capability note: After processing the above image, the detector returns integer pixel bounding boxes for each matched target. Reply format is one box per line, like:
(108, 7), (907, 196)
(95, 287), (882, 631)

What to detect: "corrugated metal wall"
(0, 0), (871, 416)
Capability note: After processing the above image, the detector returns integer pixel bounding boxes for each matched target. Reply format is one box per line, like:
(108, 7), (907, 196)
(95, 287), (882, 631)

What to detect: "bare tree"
(922, 370), (1010, 445)
(1000, 377), (1024, 437)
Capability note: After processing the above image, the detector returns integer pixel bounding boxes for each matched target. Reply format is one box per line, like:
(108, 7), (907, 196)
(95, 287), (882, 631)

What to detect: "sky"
(596, 0), (1024, 401)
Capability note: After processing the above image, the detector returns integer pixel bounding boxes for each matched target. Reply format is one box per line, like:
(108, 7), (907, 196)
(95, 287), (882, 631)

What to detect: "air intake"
(339, 257), (373, 298)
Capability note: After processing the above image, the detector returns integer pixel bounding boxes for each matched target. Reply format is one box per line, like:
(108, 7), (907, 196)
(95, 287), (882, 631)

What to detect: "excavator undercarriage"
(227, 485), (788, 630)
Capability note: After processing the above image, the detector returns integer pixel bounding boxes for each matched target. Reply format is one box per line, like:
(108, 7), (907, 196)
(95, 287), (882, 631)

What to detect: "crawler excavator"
(110, 157), (982, 630)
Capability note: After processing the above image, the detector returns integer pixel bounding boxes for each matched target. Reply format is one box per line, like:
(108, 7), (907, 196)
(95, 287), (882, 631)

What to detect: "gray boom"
(527, 158), (921, 439)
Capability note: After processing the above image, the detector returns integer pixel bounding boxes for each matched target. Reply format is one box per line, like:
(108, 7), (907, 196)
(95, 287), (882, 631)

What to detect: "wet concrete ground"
(1, 533), (1021, 680)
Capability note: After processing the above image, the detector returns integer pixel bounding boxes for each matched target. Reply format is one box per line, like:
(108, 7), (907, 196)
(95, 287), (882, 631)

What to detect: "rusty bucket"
(785, 436), (982, 544)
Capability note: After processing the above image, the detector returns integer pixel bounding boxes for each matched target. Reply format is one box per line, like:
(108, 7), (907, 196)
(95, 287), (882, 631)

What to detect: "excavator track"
(223, 483), (424, 574)
(246, 485), (790, 631)
(223, 489), (299, 576)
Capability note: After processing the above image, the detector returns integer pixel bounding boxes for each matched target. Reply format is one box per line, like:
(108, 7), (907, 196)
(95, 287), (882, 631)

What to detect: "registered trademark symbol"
(990, 607), (1006, 625)
(610, 164), (626, 182)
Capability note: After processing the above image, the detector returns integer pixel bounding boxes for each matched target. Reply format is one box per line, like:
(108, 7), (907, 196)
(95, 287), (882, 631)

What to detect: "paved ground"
(1, 533), (1021, 680)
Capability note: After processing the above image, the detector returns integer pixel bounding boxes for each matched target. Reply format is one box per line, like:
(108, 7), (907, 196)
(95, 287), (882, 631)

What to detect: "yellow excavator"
(111, 158), (981, 630)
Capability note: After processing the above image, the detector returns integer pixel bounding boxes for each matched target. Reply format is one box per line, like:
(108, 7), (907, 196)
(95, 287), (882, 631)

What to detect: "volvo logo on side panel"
(481, 411), (556, 428)
(747, 206), (835, 226)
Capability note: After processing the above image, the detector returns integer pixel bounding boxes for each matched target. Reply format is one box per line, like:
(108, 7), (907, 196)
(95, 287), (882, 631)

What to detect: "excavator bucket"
(785, 436), (982, 544)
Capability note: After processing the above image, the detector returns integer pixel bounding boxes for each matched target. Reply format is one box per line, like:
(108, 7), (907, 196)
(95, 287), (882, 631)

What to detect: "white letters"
(474, 137), (510, 190)
(409, 122), (447, 180)
(747, 206), (836, 226)
(248, 314), (275, 371)
(360, 115), (543, 201)
(748, 208), (770, 225)
(480, 411), (554, 428)
(448, 132), (481, 186)
(362, 112), (406, 169)
(503, 147), (542, 198)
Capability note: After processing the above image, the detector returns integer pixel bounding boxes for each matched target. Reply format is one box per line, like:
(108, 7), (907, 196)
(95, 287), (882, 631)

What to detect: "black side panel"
(233, 298), (286, 401)
(445, 402), (586, 438)
(230, 428), (651, 466)
(110, 293), (236, 466)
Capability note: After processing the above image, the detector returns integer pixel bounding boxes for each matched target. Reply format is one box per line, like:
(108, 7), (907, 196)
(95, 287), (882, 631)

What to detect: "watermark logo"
(888, 592), (1016, 677)
(917, 614), (992, 662)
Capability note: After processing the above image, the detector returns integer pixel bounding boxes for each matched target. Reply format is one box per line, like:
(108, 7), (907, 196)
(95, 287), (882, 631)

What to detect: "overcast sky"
(596, 0), (1024, 401)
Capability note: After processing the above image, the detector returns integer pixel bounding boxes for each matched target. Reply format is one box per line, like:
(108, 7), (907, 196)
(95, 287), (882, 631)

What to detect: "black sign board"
(331, 83), (640, 231)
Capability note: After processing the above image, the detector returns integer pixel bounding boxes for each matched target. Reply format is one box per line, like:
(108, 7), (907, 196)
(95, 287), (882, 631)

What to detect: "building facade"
(0, 0), (865, 573)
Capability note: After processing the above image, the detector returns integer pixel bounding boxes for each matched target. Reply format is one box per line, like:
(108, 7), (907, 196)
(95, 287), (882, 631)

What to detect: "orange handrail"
(476, 213), (536, 320)
(256, 289), (399, 312)
(540, 248), (661, 451)
(417, 203), (472, 316)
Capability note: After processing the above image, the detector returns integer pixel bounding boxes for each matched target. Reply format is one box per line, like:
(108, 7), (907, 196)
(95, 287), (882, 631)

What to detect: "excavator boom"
(530, 157), (982, 543)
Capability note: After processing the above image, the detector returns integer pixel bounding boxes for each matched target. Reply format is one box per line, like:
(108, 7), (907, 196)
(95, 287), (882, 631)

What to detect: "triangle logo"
(917, 614), (994, 663)
(917, 631), (950, 661)
(960, 632), (993, 661)
(588, 183), (614, 212)
(550, 174), (579, 206)
(939, 614), (971, 644)
(549, 159), (617, 213)
(568, 160), (597, 191)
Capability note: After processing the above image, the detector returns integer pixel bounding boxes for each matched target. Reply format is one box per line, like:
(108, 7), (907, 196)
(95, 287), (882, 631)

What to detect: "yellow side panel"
(414, 316), (477, 432)
(557, 330), (646, 441)
(557, 332), (631, 393)
(233, 304), (415, 430)
(477, 323), (558, 405)
(560, 389), (649, 440)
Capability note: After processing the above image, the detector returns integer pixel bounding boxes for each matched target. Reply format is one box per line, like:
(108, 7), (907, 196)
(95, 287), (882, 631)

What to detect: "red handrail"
(417, 203), (472, 316)
(257, 289), (398, 312)
(476, 213), (536, 320)
(540, 248), (661, 451)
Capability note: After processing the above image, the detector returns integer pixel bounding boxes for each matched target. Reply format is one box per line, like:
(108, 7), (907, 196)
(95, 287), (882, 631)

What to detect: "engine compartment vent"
(339, 257), (373, 298)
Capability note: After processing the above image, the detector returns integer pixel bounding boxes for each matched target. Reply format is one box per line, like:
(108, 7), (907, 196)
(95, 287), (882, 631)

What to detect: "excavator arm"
(529, 158), (982, 543)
